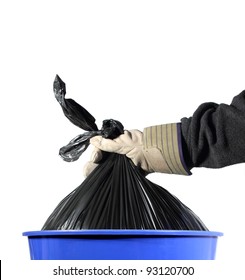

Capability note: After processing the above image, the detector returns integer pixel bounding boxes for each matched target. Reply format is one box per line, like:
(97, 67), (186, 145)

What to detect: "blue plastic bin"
(23, 230), (223, 260)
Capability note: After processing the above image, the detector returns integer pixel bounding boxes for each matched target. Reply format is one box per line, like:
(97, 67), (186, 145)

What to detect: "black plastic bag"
(42, 75), (208, 230)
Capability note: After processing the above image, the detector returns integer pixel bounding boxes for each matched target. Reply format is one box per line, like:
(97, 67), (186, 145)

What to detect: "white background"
(1, 0), (245, 278)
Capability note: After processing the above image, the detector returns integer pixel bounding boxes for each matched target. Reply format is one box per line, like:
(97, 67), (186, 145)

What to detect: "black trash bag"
(53, 75), (98, 131)
(42, 75), (208, 230)
(58, 119), (124, 162)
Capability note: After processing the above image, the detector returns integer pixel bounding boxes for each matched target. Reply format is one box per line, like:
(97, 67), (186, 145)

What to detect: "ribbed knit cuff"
(143, 123), (191, 175)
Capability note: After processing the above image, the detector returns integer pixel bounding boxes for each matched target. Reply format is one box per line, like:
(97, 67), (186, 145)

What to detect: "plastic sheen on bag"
(42, 75), (208, 231)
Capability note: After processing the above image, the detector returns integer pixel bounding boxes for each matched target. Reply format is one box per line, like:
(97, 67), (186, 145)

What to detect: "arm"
(180, 90), (245, 170)
(84, 90), (245, 176)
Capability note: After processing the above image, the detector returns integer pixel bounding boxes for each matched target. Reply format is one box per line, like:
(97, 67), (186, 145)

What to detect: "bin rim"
(23, 229), (223, 237)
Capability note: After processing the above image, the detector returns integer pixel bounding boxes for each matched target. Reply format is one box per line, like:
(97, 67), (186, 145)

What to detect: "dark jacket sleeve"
(180, 90), (245, 170)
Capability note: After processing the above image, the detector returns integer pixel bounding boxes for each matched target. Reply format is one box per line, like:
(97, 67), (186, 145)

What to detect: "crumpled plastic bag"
(41, 75), (208, 231)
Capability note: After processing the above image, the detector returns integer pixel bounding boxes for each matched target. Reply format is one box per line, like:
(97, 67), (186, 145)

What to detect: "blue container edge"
(23, 229), (223, 237)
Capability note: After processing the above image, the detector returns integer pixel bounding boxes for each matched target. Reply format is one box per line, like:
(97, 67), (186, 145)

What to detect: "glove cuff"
(143, 123), (191, 175)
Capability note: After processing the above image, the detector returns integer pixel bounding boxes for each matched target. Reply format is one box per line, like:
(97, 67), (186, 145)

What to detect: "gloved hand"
(83, 129), (172, 177)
